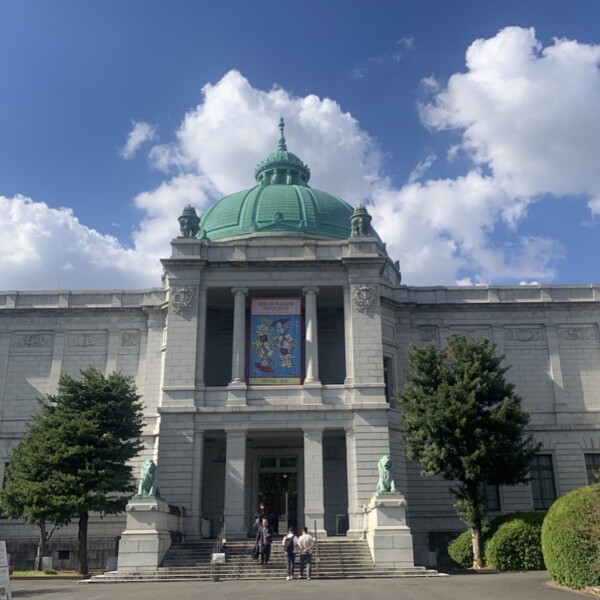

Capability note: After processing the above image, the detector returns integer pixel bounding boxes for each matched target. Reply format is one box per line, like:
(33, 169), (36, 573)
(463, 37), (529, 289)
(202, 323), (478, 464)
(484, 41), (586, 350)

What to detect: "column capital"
(302, 286), (319, 296)
(231, 287), (248, 297)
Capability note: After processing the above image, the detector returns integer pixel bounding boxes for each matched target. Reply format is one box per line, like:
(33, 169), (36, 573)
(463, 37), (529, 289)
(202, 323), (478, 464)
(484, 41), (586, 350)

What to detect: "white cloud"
(169, 70), (380, 202)
(120, 121), (157, 159)
(353, 37), (415, 79)
(370, 170), (563, 285)
(3, 27), (600, 290)
(419, 26), (600, 202)
(0, 195), (157, 290)
(408, 153), (437, 184)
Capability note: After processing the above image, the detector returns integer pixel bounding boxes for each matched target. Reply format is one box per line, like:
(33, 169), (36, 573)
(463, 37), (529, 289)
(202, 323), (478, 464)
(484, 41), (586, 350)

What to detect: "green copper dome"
(198, 119), (355, 241)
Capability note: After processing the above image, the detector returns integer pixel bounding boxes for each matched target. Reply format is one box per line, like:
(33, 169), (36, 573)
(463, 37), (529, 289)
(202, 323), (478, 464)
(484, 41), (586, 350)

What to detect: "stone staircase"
(89, 538), (440, 583)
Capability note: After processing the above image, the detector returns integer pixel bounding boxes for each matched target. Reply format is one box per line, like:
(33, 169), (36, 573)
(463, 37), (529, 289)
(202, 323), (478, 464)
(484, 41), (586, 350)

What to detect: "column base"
(302, 382), (322, 404)
(303, 509), (326, 537)
(227, 383), (247, 406)
(222, 514), (248, 540)
(194, 383), (205, 407)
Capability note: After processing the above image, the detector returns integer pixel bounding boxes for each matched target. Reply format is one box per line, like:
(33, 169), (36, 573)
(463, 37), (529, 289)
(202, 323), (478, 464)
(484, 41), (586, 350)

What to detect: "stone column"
(303, 287), (320, 384)
(0, 333), (10, 416)
(343, 285), (355, 386)
(230, 288), (248, 386)
(347, 280), (386, 404)
(302, 287), (322, 404)
(105, 329), (120, 374)
(48, 331), (66, 394)
(345, 428), (362, 537)
(223, 430), (247, 538)
(303, 428), (326, 536)
(545, 325), (568, 425)
(195, 287), (208, 405)
(162, 284), (199, 406)
(188, 430), (205, 539)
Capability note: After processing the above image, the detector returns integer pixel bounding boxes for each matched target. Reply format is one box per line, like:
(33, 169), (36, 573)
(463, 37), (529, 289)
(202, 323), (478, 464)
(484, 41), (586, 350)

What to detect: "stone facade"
(1, 123), (599, 570)
(0, 234), (599, 570)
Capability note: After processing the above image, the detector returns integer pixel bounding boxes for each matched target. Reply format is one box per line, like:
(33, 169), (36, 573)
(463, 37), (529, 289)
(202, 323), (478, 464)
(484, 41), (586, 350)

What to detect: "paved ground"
(8, 572), (585, 600)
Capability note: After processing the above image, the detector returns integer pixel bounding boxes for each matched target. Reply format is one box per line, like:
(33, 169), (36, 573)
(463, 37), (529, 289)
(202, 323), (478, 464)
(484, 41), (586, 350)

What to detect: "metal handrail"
(210, 518), (226, 580)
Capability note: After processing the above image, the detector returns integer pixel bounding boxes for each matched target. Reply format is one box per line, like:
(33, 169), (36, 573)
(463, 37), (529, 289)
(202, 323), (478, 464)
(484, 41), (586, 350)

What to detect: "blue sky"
(2, 0), (600, 289)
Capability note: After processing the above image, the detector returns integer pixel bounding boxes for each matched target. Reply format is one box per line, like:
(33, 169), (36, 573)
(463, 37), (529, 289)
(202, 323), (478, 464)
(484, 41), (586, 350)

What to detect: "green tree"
(0, 414), (73, 570)
(0, 368), (144, 575)
(398, 335), (540, 568)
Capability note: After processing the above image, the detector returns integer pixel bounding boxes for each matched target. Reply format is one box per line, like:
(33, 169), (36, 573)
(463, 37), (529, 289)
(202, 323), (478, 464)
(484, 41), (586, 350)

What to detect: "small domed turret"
(254, 118), (311, 186)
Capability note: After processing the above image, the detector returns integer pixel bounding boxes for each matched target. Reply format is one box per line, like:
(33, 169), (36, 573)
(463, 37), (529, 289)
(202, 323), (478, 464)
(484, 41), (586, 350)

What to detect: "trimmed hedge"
(448, 511), (546, 570)
(542, 483), (600, 589)
(485, 512), (546, 571)
(448, 525), (485, 568)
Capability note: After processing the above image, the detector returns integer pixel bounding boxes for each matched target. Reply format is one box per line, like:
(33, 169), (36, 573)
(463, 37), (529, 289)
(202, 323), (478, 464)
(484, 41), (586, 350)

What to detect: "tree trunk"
(471, 526), (483, 569)
(78, 510), (89, 576)
(35, 521), (47, 571)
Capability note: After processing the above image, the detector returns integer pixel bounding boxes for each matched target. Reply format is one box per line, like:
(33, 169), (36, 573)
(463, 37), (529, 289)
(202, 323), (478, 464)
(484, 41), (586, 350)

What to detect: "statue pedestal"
(117, 497), (178, 571)
(366, 493), (415, 567)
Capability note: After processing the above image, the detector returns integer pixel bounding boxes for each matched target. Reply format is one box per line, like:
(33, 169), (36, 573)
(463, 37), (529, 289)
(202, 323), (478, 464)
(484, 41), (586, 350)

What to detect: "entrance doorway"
(258, 456), (298, 534)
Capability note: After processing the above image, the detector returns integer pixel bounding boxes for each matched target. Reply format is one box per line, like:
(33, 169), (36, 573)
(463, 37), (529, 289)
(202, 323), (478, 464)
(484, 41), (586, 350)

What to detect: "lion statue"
(136, 459), (159, 497)
(376, 455), (397, 493)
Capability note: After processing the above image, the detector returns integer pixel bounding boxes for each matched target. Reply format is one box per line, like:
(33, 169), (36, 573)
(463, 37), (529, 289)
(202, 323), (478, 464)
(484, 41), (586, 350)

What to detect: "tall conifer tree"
(0, 368), (144, 575)
(398, 335), (540, 568)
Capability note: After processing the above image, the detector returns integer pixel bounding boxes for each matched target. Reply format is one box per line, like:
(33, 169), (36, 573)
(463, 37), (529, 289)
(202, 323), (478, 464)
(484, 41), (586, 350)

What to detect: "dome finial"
(254, 118), (311, 185)
(277, 117), (287, 151)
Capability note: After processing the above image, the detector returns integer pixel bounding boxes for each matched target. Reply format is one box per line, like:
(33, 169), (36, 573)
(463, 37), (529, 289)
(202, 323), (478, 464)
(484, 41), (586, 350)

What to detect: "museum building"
(1, 120), (600, 569)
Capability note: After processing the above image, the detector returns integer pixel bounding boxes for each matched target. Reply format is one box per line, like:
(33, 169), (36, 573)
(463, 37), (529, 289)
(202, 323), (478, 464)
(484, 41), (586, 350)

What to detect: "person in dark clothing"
(253, 502), (267, 531)
(256, 517), (274, 565)
(282, 526), (299, 580)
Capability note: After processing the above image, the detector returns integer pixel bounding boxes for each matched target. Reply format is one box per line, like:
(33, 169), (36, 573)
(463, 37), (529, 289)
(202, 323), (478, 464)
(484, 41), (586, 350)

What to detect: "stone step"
(93, 569), (441, 583)
(88, 538), (442, 583)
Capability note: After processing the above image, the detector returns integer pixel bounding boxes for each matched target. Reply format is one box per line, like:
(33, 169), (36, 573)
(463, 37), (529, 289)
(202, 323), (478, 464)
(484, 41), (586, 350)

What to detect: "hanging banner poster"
(249, 298), (302, 385)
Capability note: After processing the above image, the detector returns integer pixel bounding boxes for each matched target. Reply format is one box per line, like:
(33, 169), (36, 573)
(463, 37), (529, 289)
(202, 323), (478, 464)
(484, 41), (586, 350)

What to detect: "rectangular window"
(383, 356), (394, 404)
(531, 454), (557, 510)
(484, 484), (501, 511)
(259, 457), (277, 469)
(585, 453), (600, 484)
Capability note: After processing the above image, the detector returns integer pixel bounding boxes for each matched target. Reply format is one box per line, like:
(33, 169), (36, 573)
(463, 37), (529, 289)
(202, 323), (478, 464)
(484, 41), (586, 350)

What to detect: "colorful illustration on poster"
(249, 298), (301, 384)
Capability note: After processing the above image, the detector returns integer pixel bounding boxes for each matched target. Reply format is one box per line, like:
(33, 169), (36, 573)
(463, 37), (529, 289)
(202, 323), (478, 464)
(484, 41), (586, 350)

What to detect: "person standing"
(256, 517), (274, 566)
(297, 526), (315, 580)
(253, 502), (267, 531)
(281, 526), (299, 580)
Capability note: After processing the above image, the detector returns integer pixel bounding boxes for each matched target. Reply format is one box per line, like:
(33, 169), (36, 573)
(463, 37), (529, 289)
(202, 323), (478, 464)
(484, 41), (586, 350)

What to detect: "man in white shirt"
(296, 526), (315, 580)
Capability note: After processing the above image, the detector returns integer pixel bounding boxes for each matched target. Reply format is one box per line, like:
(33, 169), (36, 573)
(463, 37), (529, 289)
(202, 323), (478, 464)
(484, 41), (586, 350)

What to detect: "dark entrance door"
(258, 472), (298, 534)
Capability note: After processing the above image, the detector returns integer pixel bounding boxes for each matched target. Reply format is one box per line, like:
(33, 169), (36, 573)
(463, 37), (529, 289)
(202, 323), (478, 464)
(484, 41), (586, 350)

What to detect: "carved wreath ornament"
(353, 284), (375, 313)
(171, 287), (196, 315)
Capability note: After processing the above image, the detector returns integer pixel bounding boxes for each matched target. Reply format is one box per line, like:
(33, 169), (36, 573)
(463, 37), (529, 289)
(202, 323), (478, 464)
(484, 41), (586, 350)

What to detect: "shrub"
(448, 521), (495, 568)
(485, 512), (546, 571)
(542, 483), (600, 589)
(447, 529), (475, 568)
(448, 512), (545, 570)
